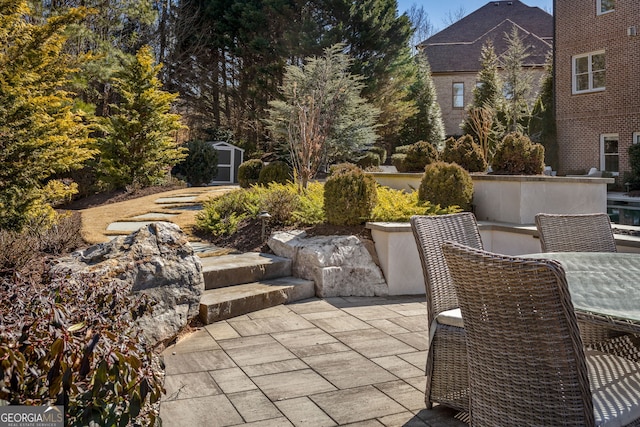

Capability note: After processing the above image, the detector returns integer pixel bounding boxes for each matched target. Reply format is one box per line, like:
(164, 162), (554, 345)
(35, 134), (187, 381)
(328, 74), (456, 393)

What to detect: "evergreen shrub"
(324, 163), (377, 225)
(392, 141), (438, 172)
(172, 140), (218, 186)
(491, 132), (545, 175)
(237, 159), (264, 188)
(258, 161), (291, 186)
(356, 152), (381, 169)
(419, 161), (474, 211)
(441, 135), (487, 172)
(371, 187), (458, 222)
(369, 146), (387, 164)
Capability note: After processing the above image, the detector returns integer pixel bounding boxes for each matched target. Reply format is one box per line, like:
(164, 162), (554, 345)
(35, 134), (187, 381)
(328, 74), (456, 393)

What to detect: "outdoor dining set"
(410, 212), (640, 426)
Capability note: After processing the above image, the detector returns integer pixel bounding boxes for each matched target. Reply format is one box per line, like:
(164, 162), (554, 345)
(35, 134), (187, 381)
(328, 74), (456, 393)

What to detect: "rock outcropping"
(50, 222), (204, 346)
(268, 231), (388, 297)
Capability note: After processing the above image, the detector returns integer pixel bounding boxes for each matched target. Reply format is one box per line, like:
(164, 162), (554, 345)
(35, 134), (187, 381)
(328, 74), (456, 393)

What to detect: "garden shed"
(209, 141), (244, 184)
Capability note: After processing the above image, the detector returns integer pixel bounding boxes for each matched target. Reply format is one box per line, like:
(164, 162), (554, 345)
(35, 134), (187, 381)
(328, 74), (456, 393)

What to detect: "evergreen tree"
(0, 0), (95, 231)
(98, 45), (186, 189)
(500, 27), (532, 133)
(461, 40), (503, 145)
(265, 44), (379, 190)
(399, 55), (445, 149)
(529, 55), (557, 169)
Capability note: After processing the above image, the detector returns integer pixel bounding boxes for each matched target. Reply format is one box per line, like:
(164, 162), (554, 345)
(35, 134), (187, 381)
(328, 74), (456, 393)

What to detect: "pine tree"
(0, 0), (95, 231)
(529, 55), (557, 169)
(500, 26), (532, 133)
(400, 55), (445, 149)
(98, 45), (186, 189)
(265, 44), (379, 190)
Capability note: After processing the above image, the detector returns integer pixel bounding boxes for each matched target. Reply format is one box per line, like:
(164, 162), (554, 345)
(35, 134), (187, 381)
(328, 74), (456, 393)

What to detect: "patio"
(159, 296), (468, 426)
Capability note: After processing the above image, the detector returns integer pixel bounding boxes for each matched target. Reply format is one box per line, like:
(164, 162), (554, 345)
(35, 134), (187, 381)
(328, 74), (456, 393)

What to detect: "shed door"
(216, 147), (232, 182)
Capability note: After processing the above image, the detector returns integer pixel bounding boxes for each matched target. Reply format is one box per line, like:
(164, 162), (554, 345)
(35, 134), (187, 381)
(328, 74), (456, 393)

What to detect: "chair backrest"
(410, 213), (483, 321)
(535, 212), (617, 253)
(441, 241), (594, 426)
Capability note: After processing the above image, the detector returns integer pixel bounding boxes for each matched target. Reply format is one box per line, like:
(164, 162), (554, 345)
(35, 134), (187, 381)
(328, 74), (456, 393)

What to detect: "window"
(597, 0), (614, 15)
(634, 132), (640, 144)
(573, 51), (605, 94)
(601, 134), (619, 175)
(452, 83), (464, 108)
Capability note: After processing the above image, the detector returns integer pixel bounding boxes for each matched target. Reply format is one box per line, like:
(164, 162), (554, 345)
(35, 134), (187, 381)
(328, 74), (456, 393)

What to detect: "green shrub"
(391, 153), (408, 172)
(490, 132), (545, 175)
(259, 183), (299, 224)
(172, 140), (218, 186)
(371, 187), (458, 222)
(356, 152), (381, 169)
(0, 273), (163, 425)
(392, 141), (439, 172)
(258, 161), (291, 186)
(441, 135), (487, 172)
(395, 145), (411, 154)
(419, 161), (474, 211)
(292, 182), (325, 225)
(324, 165), (378, 225)
(328, 162), (360, 176)
(196, 188), (261, 236)
(237, 159), (264, 188)
(370, 146), (387, 164)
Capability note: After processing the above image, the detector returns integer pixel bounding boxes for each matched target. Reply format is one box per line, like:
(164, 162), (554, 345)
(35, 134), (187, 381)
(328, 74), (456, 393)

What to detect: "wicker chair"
(441, 241), (640, 427)
(534, 212), (639, 357)
(410, 213), (483, 411)
(535, 212), (617, 253)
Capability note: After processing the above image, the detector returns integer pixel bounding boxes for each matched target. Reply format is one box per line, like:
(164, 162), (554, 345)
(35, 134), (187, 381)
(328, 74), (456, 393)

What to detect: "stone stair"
(198, 252), (315, 324)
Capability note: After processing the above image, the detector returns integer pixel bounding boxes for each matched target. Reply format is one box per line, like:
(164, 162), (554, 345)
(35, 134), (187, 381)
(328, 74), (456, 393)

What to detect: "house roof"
(418, 0), (553, 73)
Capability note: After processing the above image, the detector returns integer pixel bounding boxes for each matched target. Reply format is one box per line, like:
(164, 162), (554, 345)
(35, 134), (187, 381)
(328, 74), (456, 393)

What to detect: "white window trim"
(633, 132), (640, 144)
(452, 82), (464, 109)
(600, 133), (619, 176)
(572, 51), (606, 94)
(597, 0), (614, 15)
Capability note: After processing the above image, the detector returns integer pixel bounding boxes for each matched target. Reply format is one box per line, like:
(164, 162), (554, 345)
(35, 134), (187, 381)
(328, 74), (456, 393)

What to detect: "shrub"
(258, 161), (291, 186)
(370, 146), (388, 164)
(371, 187), (458, 222)
(0, 273), (163, 425)
(391, 153), (408, 172)
(328, 162), (360, 176)
(392, 141), (439, 172)
(172, 140), (218, 186)
(441, 135), (487, 172)
(237, 159), (264, 188)
(292, 182), (325, 225)
(356, 152), (381, 169)
(490, 132), (545, 175)
(259, 183), (299, 224)
(419, 161), (474, 211)
(196, 188), (261, 236)
(324, 164), (377, 225)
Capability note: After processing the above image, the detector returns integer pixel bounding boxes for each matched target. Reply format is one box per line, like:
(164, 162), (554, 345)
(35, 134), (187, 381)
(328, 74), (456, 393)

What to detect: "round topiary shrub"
(418, 161), (474, 211)
(490, 132), (545, 175)
(369, 146), (387, 165)
(402, 141), (439, 172)
(172, 140), (219, 186)
(391, 153), (408, 172)
(324, 163), (378, 225)
(441, 135), (487, 173)
(328, 162), (360, 176)
(356, 152), (381, 169)
(238, 159), (264, 188)
(258, 160), (291, 185)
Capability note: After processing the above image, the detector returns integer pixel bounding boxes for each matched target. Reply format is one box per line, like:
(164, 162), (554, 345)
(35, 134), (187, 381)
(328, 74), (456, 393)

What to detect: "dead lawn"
(80, 186), (237, 244)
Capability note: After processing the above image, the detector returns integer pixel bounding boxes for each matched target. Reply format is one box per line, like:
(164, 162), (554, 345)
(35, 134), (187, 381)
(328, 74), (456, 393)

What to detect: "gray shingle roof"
(419, 0), (553, 73)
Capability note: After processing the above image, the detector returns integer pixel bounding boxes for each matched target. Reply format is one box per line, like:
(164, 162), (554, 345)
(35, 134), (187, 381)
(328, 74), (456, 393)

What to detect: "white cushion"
(436, 308), (464, 328)
(586, 349), (640, 426)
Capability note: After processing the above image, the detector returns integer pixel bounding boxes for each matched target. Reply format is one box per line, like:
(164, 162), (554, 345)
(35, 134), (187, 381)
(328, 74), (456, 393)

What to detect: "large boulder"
(50, 222), (204, 346)
(268, 231), (388, 297)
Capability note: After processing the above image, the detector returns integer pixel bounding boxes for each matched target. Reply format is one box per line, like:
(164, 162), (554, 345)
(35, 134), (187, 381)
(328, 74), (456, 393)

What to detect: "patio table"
(523, 252), (640, 335)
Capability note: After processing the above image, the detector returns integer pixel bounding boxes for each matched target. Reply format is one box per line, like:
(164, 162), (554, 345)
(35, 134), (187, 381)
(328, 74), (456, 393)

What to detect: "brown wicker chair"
(410, 213), (483, 411)
(535, 212), (617, 253)
(442, 241), (640, 427)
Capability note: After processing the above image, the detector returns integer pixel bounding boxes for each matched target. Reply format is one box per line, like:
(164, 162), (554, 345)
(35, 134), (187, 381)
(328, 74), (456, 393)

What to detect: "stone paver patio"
(160, 296), (468, 426)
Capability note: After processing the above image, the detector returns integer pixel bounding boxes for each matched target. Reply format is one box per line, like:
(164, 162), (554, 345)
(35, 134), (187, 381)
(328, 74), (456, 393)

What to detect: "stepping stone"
(199, 277), (315, 324)
(106, 221), (168, 232)
(190, 241), (228, 255)
(131, 212), (178, 220)
(155, 196), (198, 204)
(199, 253), (292, 290)
(168, 205), (203, 211)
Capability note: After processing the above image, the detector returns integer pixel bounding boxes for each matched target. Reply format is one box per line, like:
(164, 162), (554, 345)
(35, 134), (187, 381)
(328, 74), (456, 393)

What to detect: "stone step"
(199, 277), (315, 324)
(199, 252), (292, 290)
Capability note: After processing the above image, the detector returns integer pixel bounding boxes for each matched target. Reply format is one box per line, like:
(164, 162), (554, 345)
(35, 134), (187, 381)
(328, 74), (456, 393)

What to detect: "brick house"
(555, 0), (640, 178)
(417, 1), (552, 136)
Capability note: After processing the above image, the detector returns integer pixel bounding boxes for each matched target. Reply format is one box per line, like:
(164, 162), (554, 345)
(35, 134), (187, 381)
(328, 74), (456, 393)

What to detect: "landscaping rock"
(50, 222), (204, 346)
(268, 232), (388, 297)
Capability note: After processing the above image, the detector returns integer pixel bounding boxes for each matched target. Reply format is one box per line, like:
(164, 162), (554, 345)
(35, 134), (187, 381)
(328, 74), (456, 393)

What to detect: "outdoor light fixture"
(258, 211), (271, 241)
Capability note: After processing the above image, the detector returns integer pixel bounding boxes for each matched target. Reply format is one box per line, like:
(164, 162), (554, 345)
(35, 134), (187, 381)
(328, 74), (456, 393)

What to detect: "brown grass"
(80, 186), (237, 244)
